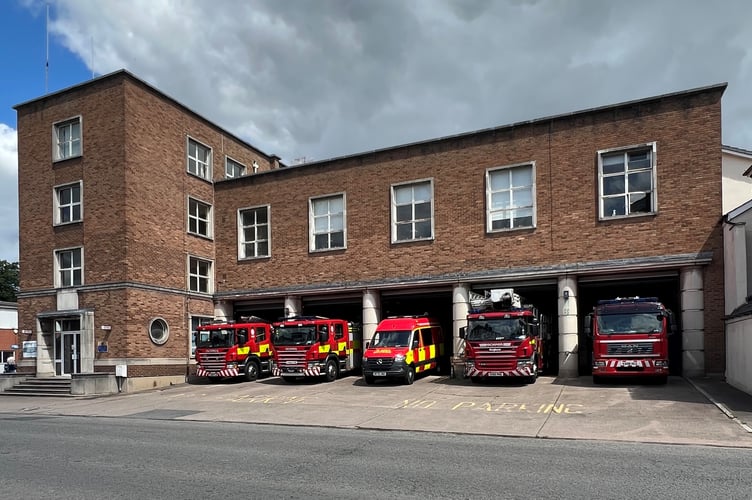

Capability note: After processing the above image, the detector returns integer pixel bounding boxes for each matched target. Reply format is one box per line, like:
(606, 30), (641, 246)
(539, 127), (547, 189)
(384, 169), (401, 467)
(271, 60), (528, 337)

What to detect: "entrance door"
(54, 318), (82, 377)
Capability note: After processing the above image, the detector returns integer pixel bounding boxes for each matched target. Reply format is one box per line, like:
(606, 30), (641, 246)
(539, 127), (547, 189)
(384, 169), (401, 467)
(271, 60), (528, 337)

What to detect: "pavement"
(1, 373), (752, 448)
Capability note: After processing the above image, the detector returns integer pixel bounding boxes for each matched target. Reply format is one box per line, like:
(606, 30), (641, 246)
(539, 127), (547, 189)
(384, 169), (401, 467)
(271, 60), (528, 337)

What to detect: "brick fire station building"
(13, 70), (726, 392)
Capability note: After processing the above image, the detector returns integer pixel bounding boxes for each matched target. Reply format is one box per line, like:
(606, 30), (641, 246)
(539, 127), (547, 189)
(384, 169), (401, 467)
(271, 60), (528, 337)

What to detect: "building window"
(54, 181), (82, 225)
(188, 197), (212, 238)
(487, 163), (535, 231)
(149, 318), (170, 345)
(191, 316), (212, 357)
(598, 143), (657, 219)
(391, 180), (433, 243)
(188, 257), (213, 293)
(310, 193), (346, 251)
(187, 137), (212, 180)
(53, 117), (82, 161)
(238, 206), (270, 259)
(55, 247), (83, 288)
(225, 157), (246, 178)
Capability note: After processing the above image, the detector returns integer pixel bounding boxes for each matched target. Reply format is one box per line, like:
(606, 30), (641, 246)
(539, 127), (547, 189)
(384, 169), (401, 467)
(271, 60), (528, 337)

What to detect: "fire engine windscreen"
(597, 313), (663, 334)
(466, 319), (526, 341)
(370, 330), (411, 348)
(196, 329), (235, 348)
(273, 326), (316, 346)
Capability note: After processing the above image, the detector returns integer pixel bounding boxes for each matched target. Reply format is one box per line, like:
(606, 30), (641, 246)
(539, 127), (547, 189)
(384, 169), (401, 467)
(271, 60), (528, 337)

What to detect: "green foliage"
(0, 260), (19, 302)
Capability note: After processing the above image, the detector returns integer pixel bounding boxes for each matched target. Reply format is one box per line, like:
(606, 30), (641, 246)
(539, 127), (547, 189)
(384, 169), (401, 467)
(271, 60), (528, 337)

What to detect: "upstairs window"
(225, 157), (246, 178)
(391, 180), (434, 243)
(310, 193), (346, 252)
(53, 117), (82, 161)
(238, 206), (270, 259)
(187, 138), (212, 180)
(55, 247), (83, 288)
(54, 181), (82, 225)
(188, 256), (213, 293)
(188, 197), (212, 238)
(599, 144), (657, 219)
(487, 163), (535, 231)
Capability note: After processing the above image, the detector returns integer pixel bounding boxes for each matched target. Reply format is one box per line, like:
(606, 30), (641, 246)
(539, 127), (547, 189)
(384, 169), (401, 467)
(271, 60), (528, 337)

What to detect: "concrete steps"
(0, 377), (75, 397)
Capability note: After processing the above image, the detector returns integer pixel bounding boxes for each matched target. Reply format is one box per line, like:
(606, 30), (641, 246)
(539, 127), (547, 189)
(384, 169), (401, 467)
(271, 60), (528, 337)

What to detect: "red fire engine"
(194, 316), (274, 382)
(460, 289), (547, 384)
(584, 296), (675, 384)
(271, 316), (362, 382)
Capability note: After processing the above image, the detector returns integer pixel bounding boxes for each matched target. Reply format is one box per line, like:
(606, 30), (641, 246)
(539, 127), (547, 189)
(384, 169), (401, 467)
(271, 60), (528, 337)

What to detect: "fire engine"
(194, 316), (274, 382)
(459, 289), (547, 384)
(584, 296), (675, 384)
(362, 316), (444, 385)
(271, 316), (362, 382)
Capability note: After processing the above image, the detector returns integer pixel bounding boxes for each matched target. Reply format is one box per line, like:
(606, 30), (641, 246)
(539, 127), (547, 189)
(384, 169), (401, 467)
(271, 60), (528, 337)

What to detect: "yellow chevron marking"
(237, 347), (250, 355)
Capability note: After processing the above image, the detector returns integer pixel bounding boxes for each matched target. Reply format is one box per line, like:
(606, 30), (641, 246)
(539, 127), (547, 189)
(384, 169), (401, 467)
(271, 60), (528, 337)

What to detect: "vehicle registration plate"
(618, 360), (642, 368)
(489, 372), (503, 377)
(373, 371), (387, 377)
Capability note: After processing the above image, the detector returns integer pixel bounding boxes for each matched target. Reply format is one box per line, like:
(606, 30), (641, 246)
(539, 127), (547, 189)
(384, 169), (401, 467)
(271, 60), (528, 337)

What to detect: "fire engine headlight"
(394, 354), (405, 363)
(227, 362), (238, 369)
(517, 359), (532, 368)
(655, 360), (668, 367)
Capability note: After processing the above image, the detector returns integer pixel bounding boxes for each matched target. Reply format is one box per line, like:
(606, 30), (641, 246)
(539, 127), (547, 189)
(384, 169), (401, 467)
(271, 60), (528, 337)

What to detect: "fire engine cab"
(362, 316), (444, 385)
(194, 316), (274, 382)
(460, 289), (547, 384)
(271, 316), (361, 382)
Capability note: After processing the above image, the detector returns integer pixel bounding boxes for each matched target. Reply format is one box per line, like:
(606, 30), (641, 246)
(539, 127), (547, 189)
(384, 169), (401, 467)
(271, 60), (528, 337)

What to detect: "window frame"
(390, 179), (435, 244)
(149, 317), (170, 346)
(186, 136), (213, 180)
(486, 162), (536, 233)
(187, 196), (213, 239)
(309, 192), (347, 252)
(225, 156), (246, 179)
(238, 204), (271, 260)
(190, 315), (212, 358)
(54, 246), (83, 288)
(187, 256), (214, 294)
(597, 142), (658, 220)
(52, 116), (82, 162)
(53, 180), (83, 226)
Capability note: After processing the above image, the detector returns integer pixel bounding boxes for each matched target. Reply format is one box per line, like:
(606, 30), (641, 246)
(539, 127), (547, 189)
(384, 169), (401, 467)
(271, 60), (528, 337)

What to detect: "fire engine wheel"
(244, 360), (260, 382)
(404, 366), (415, 385)
(324, 359), (339, 382)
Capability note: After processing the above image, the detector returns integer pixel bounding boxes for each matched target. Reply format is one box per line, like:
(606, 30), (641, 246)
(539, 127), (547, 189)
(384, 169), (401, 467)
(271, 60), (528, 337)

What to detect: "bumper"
(272, 363), (323, 377)
(197, 367), (239, 378)
(363, 360), (409, 379)
(592, 359), (669, 376)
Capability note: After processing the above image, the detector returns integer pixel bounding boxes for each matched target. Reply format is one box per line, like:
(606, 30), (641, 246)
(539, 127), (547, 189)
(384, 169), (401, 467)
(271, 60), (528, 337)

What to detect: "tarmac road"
(1, 374), (751, 448)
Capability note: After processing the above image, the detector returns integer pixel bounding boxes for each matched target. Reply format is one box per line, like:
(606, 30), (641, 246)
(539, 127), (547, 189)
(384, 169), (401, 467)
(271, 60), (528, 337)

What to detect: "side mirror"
(319, 331), (330, 344)
(365, 341), (370, 349)
(583, 314), (592, 338)
(237, 334), (247, 346)
(459, 327), (466, 339)
(412, 339), (419, 349)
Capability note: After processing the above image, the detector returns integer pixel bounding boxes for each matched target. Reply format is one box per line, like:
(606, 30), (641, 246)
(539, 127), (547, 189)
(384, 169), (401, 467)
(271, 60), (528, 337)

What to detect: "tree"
(0, 260), (19, 302)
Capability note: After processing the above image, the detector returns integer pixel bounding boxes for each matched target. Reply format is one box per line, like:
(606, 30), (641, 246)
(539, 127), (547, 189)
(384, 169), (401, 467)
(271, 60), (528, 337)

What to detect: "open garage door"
(381, 288), (454, 363)
(578, 273), (682, 376)
(233, 300), (285, 324)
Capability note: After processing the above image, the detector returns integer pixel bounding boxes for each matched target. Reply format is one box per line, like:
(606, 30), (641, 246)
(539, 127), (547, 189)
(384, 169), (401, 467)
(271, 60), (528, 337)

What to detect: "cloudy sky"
(1, 0), (751, 264)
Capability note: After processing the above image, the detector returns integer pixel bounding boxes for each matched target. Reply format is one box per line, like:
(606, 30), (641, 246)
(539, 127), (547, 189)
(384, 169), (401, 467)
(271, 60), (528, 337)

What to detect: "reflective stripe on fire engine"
(465, 366), (533, 377)
(237, 346), (250, 355)
(318, 344), (331, 354)
(272, 366), (322, 377)
(256, 344), (271, 354)
(197, 368), (240, 377)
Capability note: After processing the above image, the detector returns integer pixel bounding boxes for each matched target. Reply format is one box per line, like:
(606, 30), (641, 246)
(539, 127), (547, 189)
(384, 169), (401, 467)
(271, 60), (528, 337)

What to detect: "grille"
(276, 349), (307, 367)
(199, 352), (227, 371)
(472, 345), (518, 371)
(607, 343), (654, 355)
(366, 357), (394, 369)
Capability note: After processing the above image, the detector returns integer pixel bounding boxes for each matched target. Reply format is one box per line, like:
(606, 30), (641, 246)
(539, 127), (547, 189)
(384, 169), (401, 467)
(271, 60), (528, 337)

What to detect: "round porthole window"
(149, 318), (169, 345)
